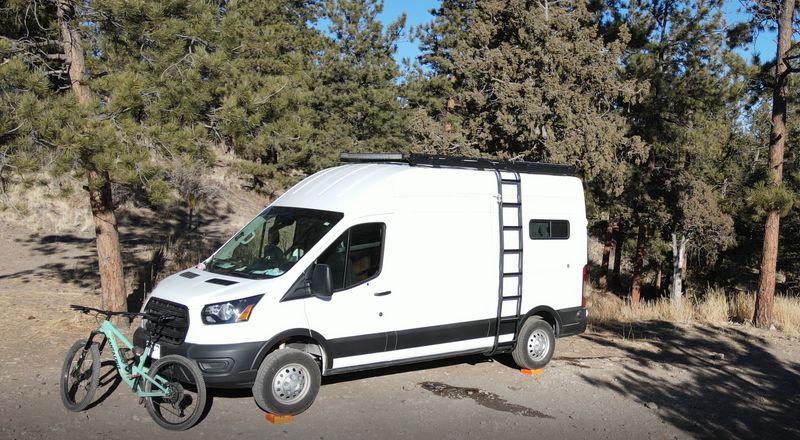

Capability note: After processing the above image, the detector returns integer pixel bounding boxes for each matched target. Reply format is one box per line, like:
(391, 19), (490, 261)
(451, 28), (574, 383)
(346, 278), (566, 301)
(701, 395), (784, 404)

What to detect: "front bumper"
(133, 327), (263, 388)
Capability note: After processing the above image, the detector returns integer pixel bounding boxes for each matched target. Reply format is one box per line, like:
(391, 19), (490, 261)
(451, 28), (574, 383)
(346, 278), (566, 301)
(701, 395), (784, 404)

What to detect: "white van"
(134, 154), (588, 415)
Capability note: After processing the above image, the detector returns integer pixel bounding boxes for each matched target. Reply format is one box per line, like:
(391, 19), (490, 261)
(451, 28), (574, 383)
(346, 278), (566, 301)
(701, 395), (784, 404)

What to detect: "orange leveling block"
(520, 368), (544, 376)
(265, 413), (295, 424)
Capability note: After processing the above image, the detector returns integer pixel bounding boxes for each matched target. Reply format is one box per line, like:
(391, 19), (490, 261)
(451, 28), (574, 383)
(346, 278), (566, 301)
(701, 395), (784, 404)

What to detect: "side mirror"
(310, 264), (333, 299)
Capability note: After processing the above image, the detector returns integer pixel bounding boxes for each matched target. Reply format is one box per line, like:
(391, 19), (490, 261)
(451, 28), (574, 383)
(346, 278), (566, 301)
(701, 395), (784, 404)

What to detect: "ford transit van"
(133, 153), (588, 415)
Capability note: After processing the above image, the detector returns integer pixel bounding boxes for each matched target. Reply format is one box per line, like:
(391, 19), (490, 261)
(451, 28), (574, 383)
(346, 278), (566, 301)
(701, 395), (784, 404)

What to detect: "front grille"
(144, 297), (189, 344)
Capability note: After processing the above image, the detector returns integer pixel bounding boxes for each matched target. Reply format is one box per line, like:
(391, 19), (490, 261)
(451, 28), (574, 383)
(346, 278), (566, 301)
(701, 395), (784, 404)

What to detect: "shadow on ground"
(582, 321), (800, 440)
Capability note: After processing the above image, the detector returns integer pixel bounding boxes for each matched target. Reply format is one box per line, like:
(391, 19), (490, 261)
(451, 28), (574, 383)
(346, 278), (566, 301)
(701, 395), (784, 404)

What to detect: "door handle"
(373, 290), (392, 296)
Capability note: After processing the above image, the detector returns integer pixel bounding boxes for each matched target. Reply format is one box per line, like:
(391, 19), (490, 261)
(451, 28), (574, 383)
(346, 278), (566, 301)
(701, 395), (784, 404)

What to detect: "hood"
(148, 269), (280, 309)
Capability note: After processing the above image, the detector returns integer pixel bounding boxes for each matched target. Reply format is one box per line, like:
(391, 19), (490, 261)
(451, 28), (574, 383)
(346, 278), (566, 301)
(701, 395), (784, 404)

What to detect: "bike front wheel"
(60, 339), (100, 412)
(143, 355), (206, 431)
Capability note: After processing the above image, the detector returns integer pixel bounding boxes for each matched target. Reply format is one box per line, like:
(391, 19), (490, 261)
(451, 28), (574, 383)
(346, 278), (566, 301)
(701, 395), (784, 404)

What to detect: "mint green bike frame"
(91, 320), (171, 398)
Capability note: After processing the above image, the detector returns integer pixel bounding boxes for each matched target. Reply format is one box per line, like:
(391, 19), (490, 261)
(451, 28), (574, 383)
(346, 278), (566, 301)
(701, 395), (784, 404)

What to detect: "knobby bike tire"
(143, 355), (207, 431)
(60, 339), (100, 412)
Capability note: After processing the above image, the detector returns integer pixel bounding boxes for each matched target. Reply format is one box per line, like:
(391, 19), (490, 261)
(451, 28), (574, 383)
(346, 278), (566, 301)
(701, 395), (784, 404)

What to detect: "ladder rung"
(502, 202), (521, 207)
(500, 316), (519, 322)
(502, 295), (521, 300)
(503, 272), (522, 277)
(503, 249), (522, 254)
(501, 179), (520, 184)
(503, 225), (522, 230)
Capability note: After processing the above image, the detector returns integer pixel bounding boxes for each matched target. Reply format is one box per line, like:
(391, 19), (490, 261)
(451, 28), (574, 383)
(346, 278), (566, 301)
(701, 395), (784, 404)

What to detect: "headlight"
(202, 295), (263, 324)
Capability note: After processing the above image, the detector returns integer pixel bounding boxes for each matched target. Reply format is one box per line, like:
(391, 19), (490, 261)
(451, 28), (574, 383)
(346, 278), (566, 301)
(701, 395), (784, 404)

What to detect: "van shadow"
(581, 321), (800, 440)
(206, 353), (512, 400)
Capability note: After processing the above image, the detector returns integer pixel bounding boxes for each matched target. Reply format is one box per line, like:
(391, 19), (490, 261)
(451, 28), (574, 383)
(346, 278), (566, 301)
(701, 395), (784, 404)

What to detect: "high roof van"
(133, 154), (588, 415)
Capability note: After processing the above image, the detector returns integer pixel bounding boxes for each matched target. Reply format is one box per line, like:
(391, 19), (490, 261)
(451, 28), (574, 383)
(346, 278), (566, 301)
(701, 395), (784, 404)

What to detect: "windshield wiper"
(229, 270), (261, 280)
(207, 260), (267, 280)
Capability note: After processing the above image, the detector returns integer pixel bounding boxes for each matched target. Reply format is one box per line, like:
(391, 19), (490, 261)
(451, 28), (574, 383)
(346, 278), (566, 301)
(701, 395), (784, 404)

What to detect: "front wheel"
(143, 355), (206, 431)
(253, 348), (321, 415)
(60, 339), (100, 412)
(512, 317), (556, 370)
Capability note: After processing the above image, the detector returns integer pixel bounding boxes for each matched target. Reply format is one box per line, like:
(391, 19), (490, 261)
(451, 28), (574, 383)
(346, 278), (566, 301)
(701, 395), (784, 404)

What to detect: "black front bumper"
(133, 327), (263, 388)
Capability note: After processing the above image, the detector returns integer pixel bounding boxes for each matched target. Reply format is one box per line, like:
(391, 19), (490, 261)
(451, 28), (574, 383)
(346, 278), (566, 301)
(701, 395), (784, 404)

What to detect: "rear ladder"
(490, 170), (524, 354)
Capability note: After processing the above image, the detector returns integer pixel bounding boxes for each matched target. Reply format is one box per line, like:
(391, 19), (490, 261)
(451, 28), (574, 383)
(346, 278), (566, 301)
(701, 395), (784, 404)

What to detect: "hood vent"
(206, 278), (238, 286)
(179, 271), (200, 279)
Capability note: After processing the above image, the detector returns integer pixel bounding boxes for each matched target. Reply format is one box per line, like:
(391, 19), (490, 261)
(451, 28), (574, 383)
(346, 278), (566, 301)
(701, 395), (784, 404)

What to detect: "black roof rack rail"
(340, 152), (405, 163)
(339, 152), (574, 176)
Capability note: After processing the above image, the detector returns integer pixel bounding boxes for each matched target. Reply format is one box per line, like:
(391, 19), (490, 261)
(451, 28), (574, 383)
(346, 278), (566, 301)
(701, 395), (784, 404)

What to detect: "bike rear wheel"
(143, 355), (206, 431)
(60, 339), (100, 412)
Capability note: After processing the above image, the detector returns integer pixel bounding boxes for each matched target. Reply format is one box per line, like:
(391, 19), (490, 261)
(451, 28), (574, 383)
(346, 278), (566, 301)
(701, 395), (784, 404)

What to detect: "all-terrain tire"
(253, 348), (321, 415)
(512, 316), (556, 370)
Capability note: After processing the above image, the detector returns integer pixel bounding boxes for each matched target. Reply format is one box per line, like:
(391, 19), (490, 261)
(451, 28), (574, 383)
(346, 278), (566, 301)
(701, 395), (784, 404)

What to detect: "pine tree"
(737, 0), (799, 327)
(415, 0), (646, 185)
(313, 0), (410, 158)
(206, 0), (328, 194)
(618, 0), (742, 302)
(1, 0), (220, 317)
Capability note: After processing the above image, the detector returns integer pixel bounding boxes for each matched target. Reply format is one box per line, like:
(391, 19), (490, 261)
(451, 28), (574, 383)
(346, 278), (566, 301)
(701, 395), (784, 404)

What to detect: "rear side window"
(317, 223), (385, 291)
(529, 220), (570, 239)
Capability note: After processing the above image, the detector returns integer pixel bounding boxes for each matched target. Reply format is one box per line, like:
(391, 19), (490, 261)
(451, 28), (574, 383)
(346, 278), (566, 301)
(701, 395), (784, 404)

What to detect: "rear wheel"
(60, 339), (100, 412)
(144, 355), (206, 431)
(253, 348), (321, 415)
(512, 317), (556, 370)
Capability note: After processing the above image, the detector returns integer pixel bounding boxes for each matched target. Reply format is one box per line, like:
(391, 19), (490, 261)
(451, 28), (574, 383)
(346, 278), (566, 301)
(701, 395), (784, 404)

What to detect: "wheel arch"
(250, 329), (333, 373)
(521, 306), (562, 336)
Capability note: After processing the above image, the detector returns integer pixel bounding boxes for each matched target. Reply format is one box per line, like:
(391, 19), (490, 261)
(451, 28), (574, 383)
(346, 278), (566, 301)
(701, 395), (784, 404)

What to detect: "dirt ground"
(1, 217), (800, 440)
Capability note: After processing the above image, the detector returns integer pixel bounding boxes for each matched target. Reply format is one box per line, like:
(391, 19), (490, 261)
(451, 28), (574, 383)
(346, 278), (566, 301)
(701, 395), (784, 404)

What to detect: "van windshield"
(206, 206), (344, 280)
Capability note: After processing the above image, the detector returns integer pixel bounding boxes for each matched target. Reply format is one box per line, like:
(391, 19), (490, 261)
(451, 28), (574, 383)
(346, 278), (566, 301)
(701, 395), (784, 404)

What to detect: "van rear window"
(529, 220), (570, 239)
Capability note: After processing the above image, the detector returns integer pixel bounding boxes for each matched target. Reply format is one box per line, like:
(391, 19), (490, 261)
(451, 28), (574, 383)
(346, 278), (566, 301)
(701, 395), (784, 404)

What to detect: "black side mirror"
(310, 264), (333, 299)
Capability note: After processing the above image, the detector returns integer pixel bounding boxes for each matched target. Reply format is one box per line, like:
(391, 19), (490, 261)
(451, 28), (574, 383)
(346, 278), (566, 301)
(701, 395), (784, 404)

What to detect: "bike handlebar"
(69, 304), (176, 323)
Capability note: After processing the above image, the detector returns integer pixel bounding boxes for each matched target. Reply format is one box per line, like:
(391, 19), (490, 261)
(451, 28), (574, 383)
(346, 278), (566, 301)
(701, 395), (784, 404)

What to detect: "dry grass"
(589, 287), (800, 337)
(774, 296), (800, 336)
(0, 176), (93, 233)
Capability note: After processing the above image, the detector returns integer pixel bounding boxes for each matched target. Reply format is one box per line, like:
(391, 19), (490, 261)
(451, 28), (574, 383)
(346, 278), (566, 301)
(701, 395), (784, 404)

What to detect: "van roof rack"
(339, 152), (575, 176)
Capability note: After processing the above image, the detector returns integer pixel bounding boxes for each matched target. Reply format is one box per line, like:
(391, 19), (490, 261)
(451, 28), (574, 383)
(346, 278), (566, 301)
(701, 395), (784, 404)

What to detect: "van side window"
(529, 220), (569, 239)
(317, 223), (385, 291)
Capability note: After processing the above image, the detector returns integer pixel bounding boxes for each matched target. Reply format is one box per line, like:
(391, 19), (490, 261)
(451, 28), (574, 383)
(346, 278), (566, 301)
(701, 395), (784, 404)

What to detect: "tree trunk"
(89, 171), (127, 314)
(630, 222), (647, 304)
(57, 0), (128, 319)
(655, 264), (662, 292)
(671, 232), (688, 304)
(612, 224), (622, 286)
(754, 0), (795, 328)
(599, 220), (614, 292)
(56, 1), (91, 105)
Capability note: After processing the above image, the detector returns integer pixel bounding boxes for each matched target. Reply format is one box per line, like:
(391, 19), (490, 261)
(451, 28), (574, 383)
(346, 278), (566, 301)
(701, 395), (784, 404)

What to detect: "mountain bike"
(60, 305), (207, 431)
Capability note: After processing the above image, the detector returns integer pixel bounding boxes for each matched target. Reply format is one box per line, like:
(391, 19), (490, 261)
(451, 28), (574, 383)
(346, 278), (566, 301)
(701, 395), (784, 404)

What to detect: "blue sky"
(376, 1), (436, 65)
(375, 0), (777, 65)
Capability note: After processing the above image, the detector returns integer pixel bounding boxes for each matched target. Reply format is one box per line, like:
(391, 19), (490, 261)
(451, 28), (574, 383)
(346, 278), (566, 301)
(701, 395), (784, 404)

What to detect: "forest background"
(1, 0), (799, 331)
